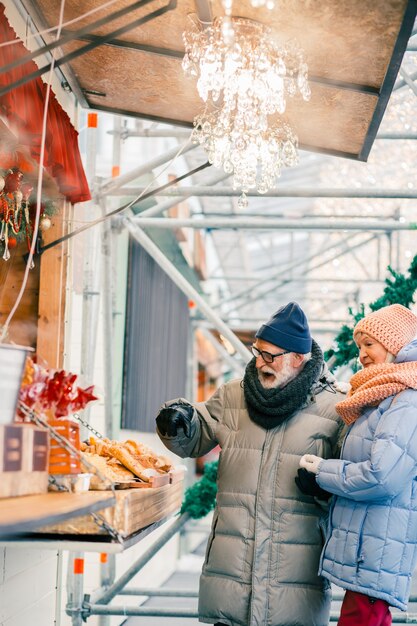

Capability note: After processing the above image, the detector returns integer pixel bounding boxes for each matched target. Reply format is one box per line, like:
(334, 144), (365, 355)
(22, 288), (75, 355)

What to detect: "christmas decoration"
(181, 460), (218, 519)
(39, 215), (52, 232)
(325, 254), (417, 370)
(18, 357), (98, 420)
(0, 167), (57, 262)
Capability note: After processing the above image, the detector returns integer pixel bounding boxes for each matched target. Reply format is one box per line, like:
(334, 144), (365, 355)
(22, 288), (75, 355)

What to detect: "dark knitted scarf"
(243, 339), (324, 429)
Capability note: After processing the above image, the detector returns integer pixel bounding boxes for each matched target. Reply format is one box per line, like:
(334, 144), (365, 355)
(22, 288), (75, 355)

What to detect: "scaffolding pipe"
(85, 605), (417, 622)
(88, 606), (199, 617)
(123, 220), (252, 363)
(117, 186), (417, 199)
(67, 553), (85, 626)
(114, 587), (417, 602)
(79, 118), (101, 434)
(399, 67), (417, 97)
(109, 128), (417, 141)
(94, 514), (190, 606)
(108, 128), (192, 139)
(197, 326), (245, 375)
(206, 276), (385, 283)
(393, 67), (417, 91)
(377, 132), (417, 139)
(218, 317), (351, 324)
(119, 588), (199, 597)
(209, 325), (348, 334)
(226, 235), (377, 314)
(98, 141), (196, 195)
(100, 198), (115, 438)
(129, 217), (417, 231)
(216, 233), (360, 309)
(137, 171), (231, 218)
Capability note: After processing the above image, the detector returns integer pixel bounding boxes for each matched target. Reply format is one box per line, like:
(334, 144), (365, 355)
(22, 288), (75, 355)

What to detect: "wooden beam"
(37, 201), (69, 368)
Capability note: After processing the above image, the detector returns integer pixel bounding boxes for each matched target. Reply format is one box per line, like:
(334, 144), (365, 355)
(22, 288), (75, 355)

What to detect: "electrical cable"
(40, 158), (210, 254)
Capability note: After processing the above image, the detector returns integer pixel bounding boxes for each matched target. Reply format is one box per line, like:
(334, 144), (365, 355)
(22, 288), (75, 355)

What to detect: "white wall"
(0, 547), (59, 626)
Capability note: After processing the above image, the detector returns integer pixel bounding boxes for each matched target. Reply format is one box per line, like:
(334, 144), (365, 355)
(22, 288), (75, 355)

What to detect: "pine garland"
(181, 460), (218, 519)
(182, 255), (417, 519)
(325, 254), (417, 369)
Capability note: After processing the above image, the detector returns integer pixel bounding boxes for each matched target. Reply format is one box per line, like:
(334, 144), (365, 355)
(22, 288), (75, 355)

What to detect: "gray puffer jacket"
(158, 368), (345, 626)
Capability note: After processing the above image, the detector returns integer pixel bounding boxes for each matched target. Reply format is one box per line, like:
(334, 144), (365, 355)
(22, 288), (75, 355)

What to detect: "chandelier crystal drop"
(250, 0), (276, 7)
(192, 109), (299, 203)
(223, 0), (276, 16)
(182, 17), (310, 201)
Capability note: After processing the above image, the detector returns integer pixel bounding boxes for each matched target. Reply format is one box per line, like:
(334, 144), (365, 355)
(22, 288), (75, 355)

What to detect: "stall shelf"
(0, 491), (115, 536)
(0, 502), (187, 626)
(0, 514), (173, 553)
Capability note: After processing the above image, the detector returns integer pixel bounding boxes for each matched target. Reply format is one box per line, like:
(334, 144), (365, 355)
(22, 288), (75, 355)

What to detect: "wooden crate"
(48, 418), (81, 474)
(39, 480), (184, 537)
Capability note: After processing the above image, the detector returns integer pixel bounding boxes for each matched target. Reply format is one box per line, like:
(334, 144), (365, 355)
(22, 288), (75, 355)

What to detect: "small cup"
(72, 473), (92, 493)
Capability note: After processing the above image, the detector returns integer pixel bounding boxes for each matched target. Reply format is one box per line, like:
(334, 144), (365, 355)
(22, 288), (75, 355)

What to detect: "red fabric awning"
(0, 4), (91, 204)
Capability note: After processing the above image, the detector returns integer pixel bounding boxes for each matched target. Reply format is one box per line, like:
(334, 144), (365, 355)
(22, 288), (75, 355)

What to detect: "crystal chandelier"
(182, 16), (310, 206)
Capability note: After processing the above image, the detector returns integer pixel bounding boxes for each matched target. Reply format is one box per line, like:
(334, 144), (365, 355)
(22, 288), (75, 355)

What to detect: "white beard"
(257, 354), (298, 389)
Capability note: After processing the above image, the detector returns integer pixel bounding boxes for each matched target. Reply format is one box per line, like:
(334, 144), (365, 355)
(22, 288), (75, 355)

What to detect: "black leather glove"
(156, 403), (195, 438)
(295, 468), (331, 501)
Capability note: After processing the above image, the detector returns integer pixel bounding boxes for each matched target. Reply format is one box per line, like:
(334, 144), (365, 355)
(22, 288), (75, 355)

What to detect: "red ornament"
(71, 386), (98, 413)
(39, 215), (52, 231)
(7, 237), (17, 249)
(29, 201), (45, 219)
(4, 169), (23, 194)
(18, 362), (98, 420)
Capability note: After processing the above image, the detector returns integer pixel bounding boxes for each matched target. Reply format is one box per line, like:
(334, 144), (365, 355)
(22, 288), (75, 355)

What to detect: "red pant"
(338, 590), (392, 626)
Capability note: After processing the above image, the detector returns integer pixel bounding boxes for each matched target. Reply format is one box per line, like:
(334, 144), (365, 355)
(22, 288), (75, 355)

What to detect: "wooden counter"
(0, 491), (115, 536)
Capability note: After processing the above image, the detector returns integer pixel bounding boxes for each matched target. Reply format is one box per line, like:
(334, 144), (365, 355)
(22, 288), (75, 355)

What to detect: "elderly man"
(156, 302), (345, 626)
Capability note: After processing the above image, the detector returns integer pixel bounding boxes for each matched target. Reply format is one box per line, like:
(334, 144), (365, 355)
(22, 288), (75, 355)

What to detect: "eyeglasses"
(251, 345), (291, 363)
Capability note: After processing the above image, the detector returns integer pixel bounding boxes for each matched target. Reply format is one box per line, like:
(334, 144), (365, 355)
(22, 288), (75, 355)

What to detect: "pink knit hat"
(353, 304), (417, 355)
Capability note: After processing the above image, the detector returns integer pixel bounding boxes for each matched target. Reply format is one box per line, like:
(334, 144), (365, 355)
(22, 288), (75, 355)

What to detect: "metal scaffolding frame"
(118, 186), (417, 198)
(129, 216), (417, 231)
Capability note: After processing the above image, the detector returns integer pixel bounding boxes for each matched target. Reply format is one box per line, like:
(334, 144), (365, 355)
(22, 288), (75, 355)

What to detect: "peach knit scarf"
(335, 362), (417, 425)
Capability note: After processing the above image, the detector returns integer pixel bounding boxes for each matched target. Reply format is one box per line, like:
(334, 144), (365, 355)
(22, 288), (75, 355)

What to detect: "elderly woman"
(300, 303), (417, 626)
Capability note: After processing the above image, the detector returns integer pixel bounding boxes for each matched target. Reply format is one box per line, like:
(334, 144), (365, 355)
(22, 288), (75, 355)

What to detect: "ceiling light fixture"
(182, 16), (310, 207)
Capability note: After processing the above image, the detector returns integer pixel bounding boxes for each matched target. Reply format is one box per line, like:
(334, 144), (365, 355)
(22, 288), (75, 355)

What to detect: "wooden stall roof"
(27, 0), (417, 161)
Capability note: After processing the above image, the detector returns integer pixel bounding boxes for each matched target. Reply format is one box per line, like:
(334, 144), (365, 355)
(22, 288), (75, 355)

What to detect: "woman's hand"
(299, 454), (324, 475)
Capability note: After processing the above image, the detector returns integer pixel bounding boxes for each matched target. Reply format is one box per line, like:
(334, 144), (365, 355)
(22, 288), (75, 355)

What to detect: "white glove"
(333, 380), (351, 394)
(299, 454), (324, 475)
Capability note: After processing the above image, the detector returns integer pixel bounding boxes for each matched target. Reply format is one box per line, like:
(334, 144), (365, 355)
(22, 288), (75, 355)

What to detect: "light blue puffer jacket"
(317, 340), (417, 611)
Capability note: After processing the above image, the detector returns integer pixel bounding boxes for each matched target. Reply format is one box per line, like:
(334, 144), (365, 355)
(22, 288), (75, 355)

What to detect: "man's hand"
(299, 453), (323, 475)
(295, 468), (331, 500)
(156, 403), (195, 438)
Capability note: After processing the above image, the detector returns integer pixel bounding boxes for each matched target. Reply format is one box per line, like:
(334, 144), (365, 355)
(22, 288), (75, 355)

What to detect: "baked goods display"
(81, 437), (173, 489)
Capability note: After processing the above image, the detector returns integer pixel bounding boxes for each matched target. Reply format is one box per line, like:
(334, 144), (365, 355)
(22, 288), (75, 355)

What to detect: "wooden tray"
(38, 480), (184, 538)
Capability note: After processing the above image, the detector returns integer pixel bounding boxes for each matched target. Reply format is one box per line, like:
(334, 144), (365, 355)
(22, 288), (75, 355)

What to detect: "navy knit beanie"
(255, 302), (312, 354)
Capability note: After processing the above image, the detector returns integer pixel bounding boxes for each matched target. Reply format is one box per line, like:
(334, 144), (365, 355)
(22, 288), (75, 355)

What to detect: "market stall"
(0, 350), (185, 625)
